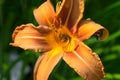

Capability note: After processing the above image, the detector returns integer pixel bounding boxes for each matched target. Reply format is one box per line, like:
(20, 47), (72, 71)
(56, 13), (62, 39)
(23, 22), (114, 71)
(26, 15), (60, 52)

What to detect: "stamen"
(59, 18), (62, 28)
(51, 24), (57, 32)
(56, 1), (62, 12)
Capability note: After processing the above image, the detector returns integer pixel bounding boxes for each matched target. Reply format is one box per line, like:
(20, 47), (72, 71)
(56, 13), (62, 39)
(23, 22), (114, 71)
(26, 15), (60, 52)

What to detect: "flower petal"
(63, 41), (105, 80)
(56, 0), (73, 25)
(34, 0), (55, 26)
(68, 0), (84, 33)
(10, 23), (52, 52)
(77, 20), (109, 41)
(56, 0), (84, 32)
(34, 47), (63, 80)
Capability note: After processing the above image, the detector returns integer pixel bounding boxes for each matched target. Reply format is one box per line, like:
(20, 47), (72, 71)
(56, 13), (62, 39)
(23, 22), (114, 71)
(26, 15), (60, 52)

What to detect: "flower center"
(59, 33), (71, 43)
(51, 25), (75, 52)
(52, 25), (71, 45)
(48, 19), (76, 52)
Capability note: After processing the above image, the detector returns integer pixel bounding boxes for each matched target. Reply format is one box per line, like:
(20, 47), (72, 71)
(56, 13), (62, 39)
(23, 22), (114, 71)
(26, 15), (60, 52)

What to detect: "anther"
(56, 1), (62, 12)
(59, 18), (62, 28)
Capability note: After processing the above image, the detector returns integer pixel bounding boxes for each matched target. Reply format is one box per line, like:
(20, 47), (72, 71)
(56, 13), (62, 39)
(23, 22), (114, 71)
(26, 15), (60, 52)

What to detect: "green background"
(0, 0), (120, 80)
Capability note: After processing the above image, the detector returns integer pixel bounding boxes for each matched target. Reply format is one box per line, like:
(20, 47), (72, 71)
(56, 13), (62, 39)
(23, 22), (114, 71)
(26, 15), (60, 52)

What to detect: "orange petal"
(77, 20), (109, 41)
(56, 0), (84, 32)
(63, 41), (105, 80)
(34, 47), (63, 80)
(34, 0), (55, 26)
(68, 0), (84, 33)
(10, 23), (52, 52)
(56, 0), (72, 25)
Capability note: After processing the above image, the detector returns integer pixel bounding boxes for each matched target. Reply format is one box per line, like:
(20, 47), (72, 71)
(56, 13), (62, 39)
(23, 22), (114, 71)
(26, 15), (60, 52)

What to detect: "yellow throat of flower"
(47, 24), (76, 52)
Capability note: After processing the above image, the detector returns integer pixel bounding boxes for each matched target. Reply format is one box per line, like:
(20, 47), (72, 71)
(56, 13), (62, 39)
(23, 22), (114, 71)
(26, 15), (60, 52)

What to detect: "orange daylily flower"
(10, 0), (109, 80)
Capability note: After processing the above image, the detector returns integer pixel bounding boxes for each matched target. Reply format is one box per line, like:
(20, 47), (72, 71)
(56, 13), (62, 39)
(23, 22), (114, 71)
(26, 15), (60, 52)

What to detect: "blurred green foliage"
(0, 0), (120, 80)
